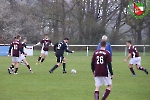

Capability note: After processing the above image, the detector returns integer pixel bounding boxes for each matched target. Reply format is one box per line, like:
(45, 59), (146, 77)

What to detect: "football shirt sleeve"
(19, 43), (24, 54)
(91, 52), (96, 73)
(65, 43), (72, 53)
(54, 43), (58, 52)
(107, 52), (113, 75)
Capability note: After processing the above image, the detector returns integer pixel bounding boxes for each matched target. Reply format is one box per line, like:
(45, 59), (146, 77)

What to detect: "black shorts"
(56, 55), (64, 63)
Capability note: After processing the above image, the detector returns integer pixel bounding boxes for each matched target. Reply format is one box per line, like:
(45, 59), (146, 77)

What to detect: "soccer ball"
(71, 69), (76, 74)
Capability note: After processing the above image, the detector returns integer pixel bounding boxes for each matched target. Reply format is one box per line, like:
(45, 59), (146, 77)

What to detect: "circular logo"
(128, 0), (150, 19)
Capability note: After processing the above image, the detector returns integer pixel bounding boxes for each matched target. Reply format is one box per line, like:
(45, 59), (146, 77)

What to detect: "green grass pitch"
(0, 51), (150, 100)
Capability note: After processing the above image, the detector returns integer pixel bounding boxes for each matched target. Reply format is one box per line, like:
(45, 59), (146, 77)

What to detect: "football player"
(124, 40), (148, 76)
(49, 38), (74, 73)
(91, 41), (113, 100)
(8, 35), (24, 74)
(20, 37), (32, 65)
(34, 34), (53, 65)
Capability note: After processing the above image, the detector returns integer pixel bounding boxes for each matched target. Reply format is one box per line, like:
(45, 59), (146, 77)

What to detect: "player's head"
(23, 37), (27, 42)
(44, 34), (49, 39)
(100, 41), (106, 48)
(101, 35), (108, 41)
(64, 38), (69, 43)
(126, 40), (131, 46)
(16, 34), (21, 40)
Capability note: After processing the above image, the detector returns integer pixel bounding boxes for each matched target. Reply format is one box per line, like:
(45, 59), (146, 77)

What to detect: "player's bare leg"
(40, 54), (46, 63)
(136, 65), (148, 74)
(128, 64), (136, 76)
(14, 62), (19, 74)
(62, 58), (67, 73)
(23, 59), (33, 73)
(36, 53), (44, 65)
(94, 86), (100, 100)
(49, 62), (61, 73)
(8, 63), (15, 74)
(102, 85), (112, 100)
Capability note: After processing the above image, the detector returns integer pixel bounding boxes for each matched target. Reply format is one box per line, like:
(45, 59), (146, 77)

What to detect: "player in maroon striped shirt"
(8, 35), (24, 74)
(91, 41), (113, 100)
(124, 40), (148, 76)
(34, 34), (53, 65)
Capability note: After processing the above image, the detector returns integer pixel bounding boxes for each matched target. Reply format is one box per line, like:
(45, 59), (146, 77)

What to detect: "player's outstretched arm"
(124, 53), (131, 62)
(66, 49), (74, 53)
(50, 43), (54, 47)
(33, 42), (40, 47)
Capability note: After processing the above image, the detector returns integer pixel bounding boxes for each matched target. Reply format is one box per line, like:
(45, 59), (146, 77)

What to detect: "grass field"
(0, 51), (150, 100)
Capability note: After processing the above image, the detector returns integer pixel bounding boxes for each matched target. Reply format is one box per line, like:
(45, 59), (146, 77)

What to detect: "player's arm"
(53, 43), (58, 53)
(26, 47), (32, 49)
(19, 45), (25, 55)
(33, 42), (40, 47)
(8, 44), (12, 56)
(124, 53), (131, 62)
(50, 42), (54, 47)
(65, 44), (74, 53)
(91, 60), (95, 73)
(91, 52), (96, 75)
(23, 43), (32, 49)
(108, 62), (114, 79)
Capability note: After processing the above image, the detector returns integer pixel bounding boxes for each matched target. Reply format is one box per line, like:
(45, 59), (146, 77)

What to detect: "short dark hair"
(127, 40), (131, 44)
(100, 41), (106, 47)
(64, 38), (69, 40)
(44, 34), (48, 36)
(16, 34), (21, 39)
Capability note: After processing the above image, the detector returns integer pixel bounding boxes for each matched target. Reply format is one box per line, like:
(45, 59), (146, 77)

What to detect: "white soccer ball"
(71, 69), (76, 74)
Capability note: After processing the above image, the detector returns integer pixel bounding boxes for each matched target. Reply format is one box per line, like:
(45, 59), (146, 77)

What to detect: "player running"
(8, 35), (24, 74)
(91, 41), (113, 100)
(124, 40), (148, 76)
(20, 37), (32, 65)
(34, 34), (53, 65)
(19, 37), (33, 73)
(49, 38), (74, 73)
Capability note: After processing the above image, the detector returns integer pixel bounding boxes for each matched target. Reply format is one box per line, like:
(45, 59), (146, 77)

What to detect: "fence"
(0, 44), (149, 56)
(68, 45), (150, 56)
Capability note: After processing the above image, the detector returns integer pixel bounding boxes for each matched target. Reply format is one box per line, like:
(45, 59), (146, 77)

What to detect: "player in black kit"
(49, 38), (74, 73)
(21, 37), (32, 65)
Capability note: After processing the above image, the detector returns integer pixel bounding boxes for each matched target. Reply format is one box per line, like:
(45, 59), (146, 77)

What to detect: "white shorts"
(12, 57), (20, 63)
(41, 50), (48, 55)
(94, 76), (112, 87)
(129, 57), (141, 65)
(18, 54), (25, 62)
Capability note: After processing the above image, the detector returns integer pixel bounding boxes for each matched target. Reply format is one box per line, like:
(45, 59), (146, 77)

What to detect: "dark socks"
(50, 65), (58, 72)
(41, 58), (45, 63)
(9, 65), (14, 69)
(94, 91), (99, 100)
(27, 65), (32, 71)
(130, 67), (135, 75)
(38, 56), (42, 62)
(138, 66), (145, 71)
(102, 89), (110, 100)
(63, 63), (66, 71)
(14, 68), (18, 73)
